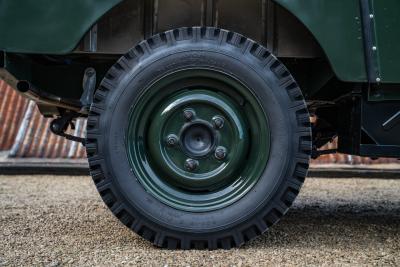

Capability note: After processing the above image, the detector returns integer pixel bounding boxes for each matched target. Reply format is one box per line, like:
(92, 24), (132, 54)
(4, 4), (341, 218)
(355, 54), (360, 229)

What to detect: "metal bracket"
(382, 111), (400, 131)
(80, 67), (97, 111)
(84, 24), (98, 52)
(50, 112), (86, 145)
(311, 148), (337, 159)
(359, 0), (381, 83)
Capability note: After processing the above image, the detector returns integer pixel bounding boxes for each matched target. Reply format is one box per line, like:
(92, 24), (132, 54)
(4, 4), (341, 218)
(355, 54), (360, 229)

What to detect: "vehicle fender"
(0, 0), (123, 54)
(273, 0), (367, 82)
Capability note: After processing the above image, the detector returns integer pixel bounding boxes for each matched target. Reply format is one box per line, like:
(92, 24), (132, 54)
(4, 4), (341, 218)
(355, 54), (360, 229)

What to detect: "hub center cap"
(181, 122), (216, 158)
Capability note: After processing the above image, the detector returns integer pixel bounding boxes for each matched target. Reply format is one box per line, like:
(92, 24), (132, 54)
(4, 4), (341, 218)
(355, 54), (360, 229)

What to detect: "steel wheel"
(127, 70), (270, 212)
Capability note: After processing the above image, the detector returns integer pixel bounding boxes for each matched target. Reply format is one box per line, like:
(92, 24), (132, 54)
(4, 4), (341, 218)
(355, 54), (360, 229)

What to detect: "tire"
(86, 27), (311, 250)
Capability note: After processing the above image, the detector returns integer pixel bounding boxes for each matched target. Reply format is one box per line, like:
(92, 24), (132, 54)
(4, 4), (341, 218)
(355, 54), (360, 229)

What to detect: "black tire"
(86, 27), (311, 250)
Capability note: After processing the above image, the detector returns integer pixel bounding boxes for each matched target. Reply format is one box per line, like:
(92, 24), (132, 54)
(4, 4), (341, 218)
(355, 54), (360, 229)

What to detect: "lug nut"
(184, 158), (199, 172)
(215, 146), (227, 160)
(212, 116), (225, 129)
(166, 134), (178, 147)
(183, 109), (195, 121)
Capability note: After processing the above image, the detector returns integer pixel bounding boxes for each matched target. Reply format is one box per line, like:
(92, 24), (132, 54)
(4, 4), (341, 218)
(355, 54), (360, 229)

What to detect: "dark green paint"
(126, 70), (270, 212)
(1, 0), (399, 91)
(370, 0), (400, 83)
(369, 84), (400, 101)
(148, 91), (249, 191)
(274, 0), (367, 82)
(0, 0), (122, 54)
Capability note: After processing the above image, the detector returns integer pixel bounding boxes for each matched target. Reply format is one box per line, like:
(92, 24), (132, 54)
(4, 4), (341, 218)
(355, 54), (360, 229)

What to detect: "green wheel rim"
(127, 69), (270, 212)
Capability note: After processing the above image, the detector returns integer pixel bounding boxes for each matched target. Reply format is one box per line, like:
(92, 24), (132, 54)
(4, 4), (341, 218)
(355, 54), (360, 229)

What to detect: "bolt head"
(372, 46), (377, 51)
(184, 158), (199, 171)
(212, 116), (225, 129)
(376, 77), (381, 83)
(215, 146), (227, 160)
(183, 109), (195, 121)
(369, 14), (374, 19)
(166, 134), (178, 147)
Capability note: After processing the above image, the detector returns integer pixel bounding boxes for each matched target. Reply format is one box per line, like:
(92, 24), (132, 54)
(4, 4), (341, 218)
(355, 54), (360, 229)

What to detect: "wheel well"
(77, 0), (324, 59)
(75, 0), (337, 98)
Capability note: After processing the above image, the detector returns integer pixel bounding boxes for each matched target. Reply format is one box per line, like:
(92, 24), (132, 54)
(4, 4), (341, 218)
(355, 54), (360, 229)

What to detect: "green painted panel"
(371, 0), (400, 83)
(274, 0), (367, 82)
(0, 0), (123, 54)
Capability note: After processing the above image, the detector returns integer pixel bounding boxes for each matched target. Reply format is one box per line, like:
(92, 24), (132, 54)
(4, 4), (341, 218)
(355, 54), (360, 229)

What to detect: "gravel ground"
(0, 175), (399, 266)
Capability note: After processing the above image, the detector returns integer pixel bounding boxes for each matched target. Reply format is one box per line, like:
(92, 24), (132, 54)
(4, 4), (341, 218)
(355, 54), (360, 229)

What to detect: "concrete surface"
(1, 159), (400, 178)
(0, 175), (399, 266)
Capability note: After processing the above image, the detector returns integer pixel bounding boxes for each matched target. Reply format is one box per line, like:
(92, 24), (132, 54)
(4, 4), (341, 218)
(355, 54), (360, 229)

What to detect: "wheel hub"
(180, 120), (216, 159)
(126, 70), (270, 212)
(146, 90), (249, 191)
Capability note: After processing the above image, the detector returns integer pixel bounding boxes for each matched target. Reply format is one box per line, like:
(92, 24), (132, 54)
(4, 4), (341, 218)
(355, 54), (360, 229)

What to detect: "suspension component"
(50, 112), (86, 145)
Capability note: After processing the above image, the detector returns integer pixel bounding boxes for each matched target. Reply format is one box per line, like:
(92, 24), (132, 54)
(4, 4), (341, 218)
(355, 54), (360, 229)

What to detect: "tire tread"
(86, 27), (311, 250)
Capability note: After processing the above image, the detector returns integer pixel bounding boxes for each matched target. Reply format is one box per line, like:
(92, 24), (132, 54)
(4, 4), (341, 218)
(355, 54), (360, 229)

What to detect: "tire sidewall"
(98, 43), (299, 235)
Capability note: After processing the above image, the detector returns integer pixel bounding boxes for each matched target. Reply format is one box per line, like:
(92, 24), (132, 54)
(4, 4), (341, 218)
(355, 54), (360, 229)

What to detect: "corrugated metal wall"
(0, 79), (397, 163)
(0, 80), (86, 158)
(0, 79), (28, 150)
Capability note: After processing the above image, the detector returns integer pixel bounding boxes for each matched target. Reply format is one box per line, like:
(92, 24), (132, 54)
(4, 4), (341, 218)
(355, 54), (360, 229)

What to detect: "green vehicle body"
(0, 0), (121, 54)
(1, 0), (399, 83)
(0, 0), (400, 158)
